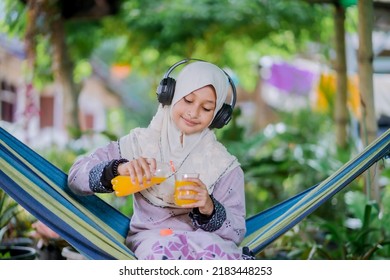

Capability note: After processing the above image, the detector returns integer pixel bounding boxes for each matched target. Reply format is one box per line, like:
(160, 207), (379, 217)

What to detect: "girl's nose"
(187, 108), (200, 118)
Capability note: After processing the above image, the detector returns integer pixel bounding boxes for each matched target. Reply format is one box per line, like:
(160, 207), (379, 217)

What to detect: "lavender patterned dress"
(68, 141), (253, 260)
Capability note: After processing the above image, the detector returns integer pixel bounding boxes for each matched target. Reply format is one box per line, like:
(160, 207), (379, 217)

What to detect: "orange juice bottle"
(112, 162), (171, 197)
(112, 176), (167, 196)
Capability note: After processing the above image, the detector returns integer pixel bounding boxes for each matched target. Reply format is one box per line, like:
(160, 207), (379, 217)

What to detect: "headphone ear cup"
(157, 77), (176, 106)
(209, 104), (233, 129)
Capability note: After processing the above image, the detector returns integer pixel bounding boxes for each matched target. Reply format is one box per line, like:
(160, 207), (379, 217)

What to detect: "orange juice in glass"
(112, 162), (170, 197)
(174, 173), (199, 206)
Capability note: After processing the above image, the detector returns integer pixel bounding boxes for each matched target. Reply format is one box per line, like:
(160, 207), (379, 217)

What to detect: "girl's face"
(172, 85), (216, 135)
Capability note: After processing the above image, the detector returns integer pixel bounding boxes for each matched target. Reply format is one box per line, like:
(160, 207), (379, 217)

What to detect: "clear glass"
(174, 173), (199, 206)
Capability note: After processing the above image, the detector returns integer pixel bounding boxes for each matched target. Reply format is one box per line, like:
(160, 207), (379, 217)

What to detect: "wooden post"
(357, 0), (379, 202)
(43, 0), (80, 135)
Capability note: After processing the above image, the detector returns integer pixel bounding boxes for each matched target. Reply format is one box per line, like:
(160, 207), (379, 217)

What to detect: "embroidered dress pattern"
(145, 233), (242, 260)
(190, 197), (226, 231)
(89, 161), (112, 193)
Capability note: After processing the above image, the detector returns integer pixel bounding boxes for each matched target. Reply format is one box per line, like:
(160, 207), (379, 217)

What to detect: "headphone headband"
(156, 58), (237, 129)
(163, 58), (198, 79)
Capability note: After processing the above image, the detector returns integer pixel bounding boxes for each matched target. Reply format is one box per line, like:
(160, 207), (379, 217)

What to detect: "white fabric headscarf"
(120, 61), (239, 207)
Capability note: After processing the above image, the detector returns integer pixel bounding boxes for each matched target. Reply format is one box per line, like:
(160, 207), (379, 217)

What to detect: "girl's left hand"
(177, 178), (214, 216)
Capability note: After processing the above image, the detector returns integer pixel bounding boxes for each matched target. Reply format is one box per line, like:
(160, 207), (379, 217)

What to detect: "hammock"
(1, 127), (390, 260)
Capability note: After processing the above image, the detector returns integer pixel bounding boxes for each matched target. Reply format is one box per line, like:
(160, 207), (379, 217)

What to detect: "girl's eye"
(203, 108), (212, 112)
(184, 97), (193, 103)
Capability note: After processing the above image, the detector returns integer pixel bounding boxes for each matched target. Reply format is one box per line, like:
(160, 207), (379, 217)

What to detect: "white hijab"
(119, 61), (239, 207)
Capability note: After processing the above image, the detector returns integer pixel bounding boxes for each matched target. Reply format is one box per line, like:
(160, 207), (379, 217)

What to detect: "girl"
(68, 60), (253, 260)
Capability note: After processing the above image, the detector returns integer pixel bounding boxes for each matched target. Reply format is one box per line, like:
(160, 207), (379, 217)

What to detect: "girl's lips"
(182, 117), (198, 126)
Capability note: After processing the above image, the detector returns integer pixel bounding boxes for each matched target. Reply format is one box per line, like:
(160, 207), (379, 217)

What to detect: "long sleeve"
(67, 140), (122, 196)
(194, 166), (247, 245)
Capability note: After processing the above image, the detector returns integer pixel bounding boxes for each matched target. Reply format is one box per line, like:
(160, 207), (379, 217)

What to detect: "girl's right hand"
(117, 157), (157, 185)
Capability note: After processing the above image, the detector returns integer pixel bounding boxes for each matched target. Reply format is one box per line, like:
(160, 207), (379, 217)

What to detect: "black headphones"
(156, 58), (237, 129)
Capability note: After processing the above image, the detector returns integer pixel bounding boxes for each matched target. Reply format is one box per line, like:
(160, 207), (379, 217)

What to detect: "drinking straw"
(169, 160), (176, 172)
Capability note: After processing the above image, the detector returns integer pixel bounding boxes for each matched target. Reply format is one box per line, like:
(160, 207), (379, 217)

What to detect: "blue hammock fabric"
(0, 128), (134, 260)
(1, 127), (390, 259)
